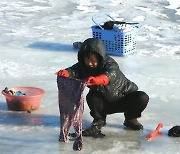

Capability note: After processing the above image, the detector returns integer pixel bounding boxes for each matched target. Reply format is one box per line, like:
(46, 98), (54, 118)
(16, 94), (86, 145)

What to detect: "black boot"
(92, 119), (106, 129)
(82, 125), (105, 138)
(68, 119), (106, 139)
(123, 118), (143, 130)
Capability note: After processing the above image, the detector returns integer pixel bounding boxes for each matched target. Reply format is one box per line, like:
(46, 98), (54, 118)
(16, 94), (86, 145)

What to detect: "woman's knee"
(86, 91), (98, 100)
(86, 91), (102, 105)
(138, 91), (149, 107)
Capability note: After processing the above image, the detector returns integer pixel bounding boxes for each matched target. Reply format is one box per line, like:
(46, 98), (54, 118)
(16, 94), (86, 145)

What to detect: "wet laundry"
(3, 87), (26, 96)
(168, 125), (180, 137)
(57, 76), (86, 151)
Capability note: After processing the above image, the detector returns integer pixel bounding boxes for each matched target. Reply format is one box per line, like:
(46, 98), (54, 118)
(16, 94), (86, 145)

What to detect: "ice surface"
(0, 0), (180, 153)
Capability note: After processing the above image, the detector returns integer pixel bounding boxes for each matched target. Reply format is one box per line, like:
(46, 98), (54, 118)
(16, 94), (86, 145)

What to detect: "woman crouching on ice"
(56, 38), (149, 137)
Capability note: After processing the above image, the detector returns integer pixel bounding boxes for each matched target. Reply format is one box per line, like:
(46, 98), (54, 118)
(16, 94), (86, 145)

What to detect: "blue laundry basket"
(91, 14), (139, 56)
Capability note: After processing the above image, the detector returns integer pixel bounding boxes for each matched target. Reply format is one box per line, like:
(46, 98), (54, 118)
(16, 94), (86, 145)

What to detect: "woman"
(56, 38), (149, 137)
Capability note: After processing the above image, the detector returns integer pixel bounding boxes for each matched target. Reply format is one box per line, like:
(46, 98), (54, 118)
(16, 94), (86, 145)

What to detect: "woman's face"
(84, 53), (99, 68)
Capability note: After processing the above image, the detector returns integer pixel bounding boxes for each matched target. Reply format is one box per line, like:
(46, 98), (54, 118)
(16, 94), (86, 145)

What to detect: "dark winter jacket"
(66, 38), (138, 102)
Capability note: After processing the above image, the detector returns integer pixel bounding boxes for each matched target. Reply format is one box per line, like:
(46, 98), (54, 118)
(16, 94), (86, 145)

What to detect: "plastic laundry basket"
(2, 87), (45, 111)
(91, 14), (139, 56)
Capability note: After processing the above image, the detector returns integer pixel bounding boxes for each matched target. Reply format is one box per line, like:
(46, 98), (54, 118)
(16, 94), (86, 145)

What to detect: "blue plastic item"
(15, 91), (26, 96)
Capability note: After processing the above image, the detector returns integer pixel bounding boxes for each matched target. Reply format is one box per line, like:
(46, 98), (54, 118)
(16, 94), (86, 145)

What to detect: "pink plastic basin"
(2, 87), (45, 111)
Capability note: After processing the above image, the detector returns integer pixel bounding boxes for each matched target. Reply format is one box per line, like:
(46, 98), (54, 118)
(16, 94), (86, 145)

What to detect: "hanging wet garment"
(57, 76), (86, 151)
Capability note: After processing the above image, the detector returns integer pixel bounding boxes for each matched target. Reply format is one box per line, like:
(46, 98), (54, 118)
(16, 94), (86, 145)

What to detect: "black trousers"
(86, 90), (149, 121)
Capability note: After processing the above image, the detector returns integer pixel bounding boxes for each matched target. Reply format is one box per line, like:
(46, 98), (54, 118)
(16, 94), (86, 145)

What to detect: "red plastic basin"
(2, 87), (45, 111)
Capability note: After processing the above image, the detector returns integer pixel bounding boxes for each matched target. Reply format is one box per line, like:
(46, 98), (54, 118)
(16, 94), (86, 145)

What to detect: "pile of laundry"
(102, 21), (138, 32)
(2, 87), (26, 96)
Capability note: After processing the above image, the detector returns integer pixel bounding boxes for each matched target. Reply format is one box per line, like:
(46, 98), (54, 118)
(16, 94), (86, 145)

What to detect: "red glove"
(87, 74), (109, 86)
(55, 69), (69, 77)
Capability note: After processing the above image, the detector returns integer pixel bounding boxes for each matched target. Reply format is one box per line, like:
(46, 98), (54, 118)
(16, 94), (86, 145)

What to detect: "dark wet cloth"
(57, 76), (86, 151)
(168, 126), (180, 137)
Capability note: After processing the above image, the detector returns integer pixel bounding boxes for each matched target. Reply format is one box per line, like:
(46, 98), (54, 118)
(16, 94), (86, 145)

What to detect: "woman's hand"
(87, 74), (109, 86)
(55, 70), (69, 77)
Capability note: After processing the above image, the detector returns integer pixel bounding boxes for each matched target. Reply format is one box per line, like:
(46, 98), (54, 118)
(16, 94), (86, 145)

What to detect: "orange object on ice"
(146, 123), (163, 139)
(2, 87), (45, 111)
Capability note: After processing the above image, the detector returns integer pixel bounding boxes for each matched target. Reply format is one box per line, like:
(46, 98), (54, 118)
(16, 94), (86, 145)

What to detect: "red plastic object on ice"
(2, 87), (45, 111)
(146, 123), (163, 139)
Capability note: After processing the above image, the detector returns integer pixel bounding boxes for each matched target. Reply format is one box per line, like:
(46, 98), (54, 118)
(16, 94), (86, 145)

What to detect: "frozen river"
(0, 0), (180, 153)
